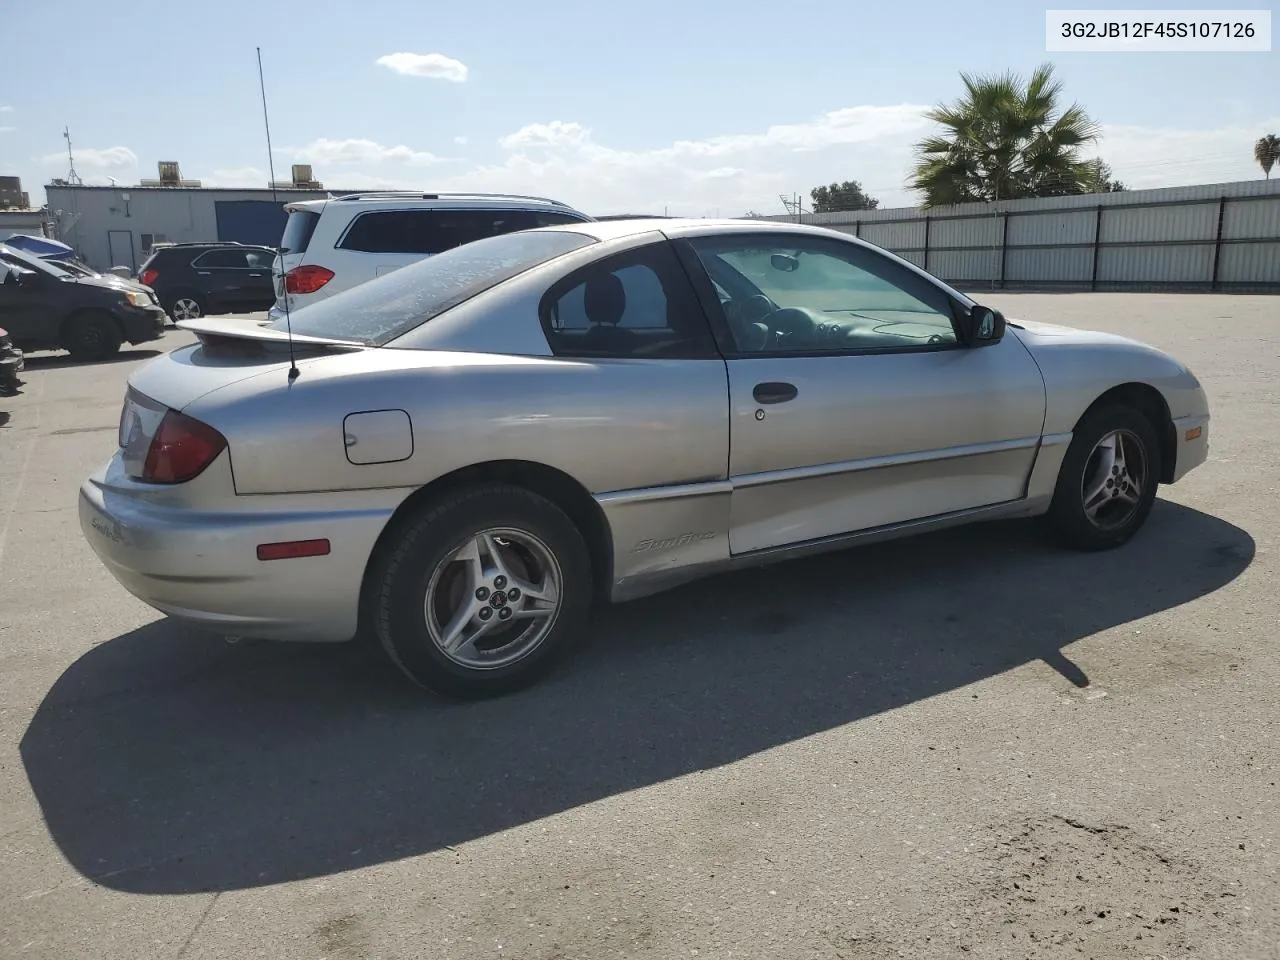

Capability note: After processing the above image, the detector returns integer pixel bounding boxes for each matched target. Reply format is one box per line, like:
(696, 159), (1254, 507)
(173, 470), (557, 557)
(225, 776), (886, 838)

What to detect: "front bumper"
(116, 304), (168, 345)
(78, 456), (402, 643)
(1170, 412), (1210, 482)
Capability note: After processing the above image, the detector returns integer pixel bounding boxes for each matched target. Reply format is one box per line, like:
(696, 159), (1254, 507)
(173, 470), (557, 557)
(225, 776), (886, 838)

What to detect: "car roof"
(547, 216), (855, 243)
(285, 193), (588, 216)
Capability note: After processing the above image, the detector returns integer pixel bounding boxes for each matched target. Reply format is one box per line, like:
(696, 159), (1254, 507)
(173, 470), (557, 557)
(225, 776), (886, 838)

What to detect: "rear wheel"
(168, 294), (203, 321)
(371, 483), (592, 698)
(62, 311), (123, 362)
(1047, 404), (1161, 550)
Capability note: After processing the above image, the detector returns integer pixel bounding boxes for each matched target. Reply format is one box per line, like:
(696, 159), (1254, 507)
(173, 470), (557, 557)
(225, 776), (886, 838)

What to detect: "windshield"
(61, 258), (100, 277)
(0, 244), (73, 278)
(270, 229), (597, 345)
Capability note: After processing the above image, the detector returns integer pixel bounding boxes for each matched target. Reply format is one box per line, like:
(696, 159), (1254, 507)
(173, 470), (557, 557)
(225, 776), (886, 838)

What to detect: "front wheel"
(62, 312), (123, 362)
(371, 484), (593, 698)
(1046, 404), (1161, 551)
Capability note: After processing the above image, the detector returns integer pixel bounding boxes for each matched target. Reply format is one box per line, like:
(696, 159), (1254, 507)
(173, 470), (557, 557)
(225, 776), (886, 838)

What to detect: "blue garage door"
(214, 200), (289, 248)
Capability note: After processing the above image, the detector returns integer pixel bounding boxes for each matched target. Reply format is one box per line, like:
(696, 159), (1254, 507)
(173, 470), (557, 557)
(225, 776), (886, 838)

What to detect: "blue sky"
(2, 0), (1276, 214)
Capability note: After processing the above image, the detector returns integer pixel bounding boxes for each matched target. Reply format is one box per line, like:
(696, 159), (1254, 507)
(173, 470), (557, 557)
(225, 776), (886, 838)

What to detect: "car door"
(191, 248), (251, 311)
(242, 249), (277, 308)
(537, 239), (732, 586)
(676, 231), (1047, 556)
(0, 259), (60, 344)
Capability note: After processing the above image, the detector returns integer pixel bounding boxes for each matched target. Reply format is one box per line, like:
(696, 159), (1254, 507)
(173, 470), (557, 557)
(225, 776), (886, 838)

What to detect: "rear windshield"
(269, 229), (596, 345)
(280, 209), (321, 254)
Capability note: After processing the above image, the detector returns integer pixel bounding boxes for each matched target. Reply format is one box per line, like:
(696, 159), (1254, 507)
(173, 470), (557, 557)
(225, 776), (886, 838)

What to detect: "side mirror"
(770, 253), (800, 273)
(964, 304), (1006, 347)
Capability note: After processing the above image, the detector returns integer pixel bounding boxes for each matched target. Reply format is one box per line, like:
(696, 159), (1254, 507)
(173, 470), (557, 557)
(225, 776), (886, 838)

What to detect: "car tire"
(1046, 403), (1162, 551)
(371, 483), (593, 698)
(167, 293), (204, 321)
(62, 311), (123, 362)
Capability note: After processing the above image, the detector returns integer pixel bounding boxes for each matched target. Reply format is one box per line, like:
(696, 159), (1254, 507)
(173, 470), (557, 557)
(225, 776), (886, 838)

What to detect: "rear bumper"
(78, 456), (403, 642)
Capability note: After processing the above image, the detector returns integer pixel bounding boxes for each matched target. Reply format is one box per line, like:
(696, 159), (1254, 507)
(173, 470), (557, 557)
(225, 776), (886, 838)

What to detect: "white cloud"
(499, 121), (590, 150)
(0, 105), (13, 113)
(464, 106), (933, 215)
(453, 135), (469, 146)
(439, 106), (1280, 216)
(206, 166), (267, 186)
(375, 52), (468, 83)
(0, 127), (14, 135)
(1096, 118), (1280, 189)
(40, 145), (138, 171)
(283, 138), (445, 166)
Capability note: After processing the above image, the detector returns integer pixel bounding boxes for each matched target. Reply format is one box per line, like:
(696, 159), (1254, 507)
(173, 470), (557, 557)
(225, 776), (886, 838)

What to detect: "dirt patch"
(931, 814), (1242, 958)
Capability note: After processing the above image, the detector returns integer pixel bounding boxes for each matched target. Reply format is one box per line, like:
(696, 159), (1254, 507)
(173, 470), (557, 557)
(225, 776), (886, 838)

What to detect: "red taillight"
(141, 410), (228, 483)
(256, 539), (331, 561)
(284, 264), (335, 295)
(139, 268), (159, 287)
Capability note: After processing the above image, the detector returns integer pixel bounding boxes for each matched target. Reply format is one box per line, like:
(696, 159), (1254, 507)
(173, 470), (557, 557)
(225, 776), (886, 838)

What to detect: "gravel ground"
(0, 293), (1276, 960)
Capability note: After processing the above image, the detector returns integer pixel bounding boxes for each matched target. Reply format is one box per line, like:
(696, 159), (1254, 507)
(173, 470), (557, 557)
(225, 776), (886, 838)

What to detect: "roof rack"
(162, 240), (247, 247)
(330, 191), (573, 207)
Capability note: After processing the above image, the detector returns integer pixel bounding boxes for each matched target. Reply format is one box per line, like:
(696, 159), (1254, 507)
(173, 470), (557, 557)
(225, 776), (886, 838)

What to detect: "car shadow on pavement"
(20, 349), (162, 370)
(20, 500), (1253, 895)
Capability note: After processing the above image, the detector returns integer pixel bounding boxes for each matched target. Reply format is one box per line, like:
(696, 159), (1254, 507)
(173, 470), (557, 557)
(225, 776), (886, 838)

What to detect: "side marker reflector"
(1184, 426), (1202, 441)
(257, 539), (331, 561)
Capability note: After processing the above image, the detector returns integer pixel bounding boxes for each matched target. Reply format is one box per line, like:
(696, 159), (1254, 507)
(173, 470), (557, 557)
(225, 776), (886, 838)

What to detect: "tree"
(1255, 134), (1280, 179)
(1081, 158), (1126, 193)
(810, 181), (880, 213)
(910, 63), (1102, 207)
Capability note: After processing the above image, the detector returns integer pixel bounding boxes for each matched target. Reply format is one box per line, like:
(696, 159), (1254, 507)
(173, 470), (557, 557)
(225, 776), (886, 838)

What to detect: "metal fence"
(772, 179), (1280, 293)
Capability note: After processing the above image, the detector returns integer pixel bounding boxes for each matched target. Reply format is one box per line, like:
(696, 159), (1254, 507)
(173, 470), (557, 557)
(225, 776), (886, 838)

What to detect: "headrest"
(583, 273), (626, 326)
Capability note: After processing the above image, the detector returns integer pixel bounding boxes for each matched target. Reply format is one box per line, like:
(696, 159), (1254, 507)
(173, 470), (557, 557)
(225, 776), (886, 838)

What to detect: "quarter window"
(684, 235), (959, 355)
(540, 242), (717, 359)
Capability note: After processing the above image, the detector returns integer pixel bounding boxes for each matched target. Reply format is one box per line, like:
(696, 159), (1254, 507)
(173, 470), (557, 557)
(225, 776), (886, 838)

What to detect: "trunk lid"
(124, 318), (364, 419)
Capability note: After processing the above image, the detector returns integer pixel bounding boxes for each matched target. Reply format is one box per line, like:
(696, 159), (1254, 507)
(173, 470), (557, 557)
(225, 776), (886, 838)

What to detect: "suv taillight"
(285, 264), (335, 295)
(139, 268), (159, 287)
(141, 410), (228, 483)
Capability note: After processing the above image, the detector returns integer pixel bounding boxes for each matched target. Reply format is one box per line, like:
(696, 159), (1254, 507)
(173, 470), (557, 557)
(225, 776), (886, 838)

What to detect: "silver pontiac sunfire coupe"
(80, 217), (1210, 697)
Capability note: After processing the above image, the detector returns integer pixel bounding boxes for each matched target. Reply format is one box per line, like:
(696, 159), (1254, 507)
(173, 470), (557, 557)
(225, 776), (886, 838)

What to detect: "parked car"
(268, 192), (592, 318)
(0, 244), (167, 360)
(137, 242), (278, 321)
(0, 324), (22, 394)
(80, 218), (1210, 698)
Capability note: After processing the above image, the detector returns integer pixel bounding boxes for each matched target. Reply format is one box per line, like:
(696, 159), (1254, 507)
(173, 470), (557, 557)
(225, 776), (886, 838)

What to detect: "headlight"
(122, 290), (144, 307)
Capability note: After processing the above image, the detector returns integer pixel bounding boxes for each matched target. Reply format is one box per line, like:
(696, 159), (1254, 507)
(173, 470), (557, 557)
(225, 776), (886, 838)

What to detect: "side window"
(684, 235), (959, 355)
(432, 210), (538, 249)
(533, 211), (588, 227)
(194, 249), (250, 269)
(540, 242), (717, 359)
(339, 211), (442, 254)
(244, 250), (273, 269)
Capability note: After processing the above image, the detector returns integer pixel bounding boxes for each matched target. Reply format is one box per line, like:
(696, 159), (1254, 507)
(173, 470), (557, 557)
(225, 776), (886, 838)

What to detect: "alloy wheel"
(172, 298), (202, 320)
(1081, 428), (1148, 531)
(423, 527), (563, 669)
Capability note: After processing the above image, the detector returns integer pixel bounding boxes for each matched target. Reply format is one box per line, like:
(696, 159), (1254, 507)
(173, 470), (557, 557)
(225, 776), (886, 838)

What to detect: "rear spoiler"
(176, 316), (366, 351)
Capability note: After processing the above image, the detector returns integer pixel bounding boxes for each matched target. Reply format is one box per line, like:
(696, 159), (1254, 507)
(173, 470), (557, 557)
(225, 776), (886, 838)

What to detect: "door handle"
(752, 381), (798, 404)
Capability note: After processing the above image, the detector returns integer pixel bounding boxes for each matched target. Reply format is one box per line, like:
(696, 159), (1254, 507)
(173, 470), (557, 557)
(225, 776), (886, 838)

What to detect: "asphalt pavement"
(0, 293), (1276, 959)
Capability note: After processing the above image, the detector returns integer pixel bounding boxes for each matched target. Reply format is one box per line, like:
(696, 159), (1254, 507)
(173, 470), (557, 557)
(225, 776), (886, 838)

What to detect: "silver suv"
(269, 192), (592, 318)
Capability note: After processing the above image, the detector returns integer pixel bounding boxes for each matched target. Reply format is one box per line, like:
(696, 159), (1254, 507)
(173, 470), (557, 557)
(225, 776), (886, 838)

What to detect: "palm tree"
(1255, 134), (1280, 179)
(911, 63), (1101, 207)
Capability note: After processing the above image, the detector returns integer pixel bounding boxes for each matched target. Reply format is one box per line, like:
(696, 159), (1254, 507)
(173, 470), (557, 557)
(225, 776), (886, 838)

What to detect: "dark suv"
(138, 242), (277, 320)
(0, 244), (166, 361)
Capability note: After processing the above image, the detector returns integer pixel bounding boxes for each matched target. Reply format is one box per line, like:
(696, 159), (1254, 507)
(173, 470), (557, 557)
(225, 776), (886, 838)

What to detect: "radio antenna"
(256, 46), (299, 382)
